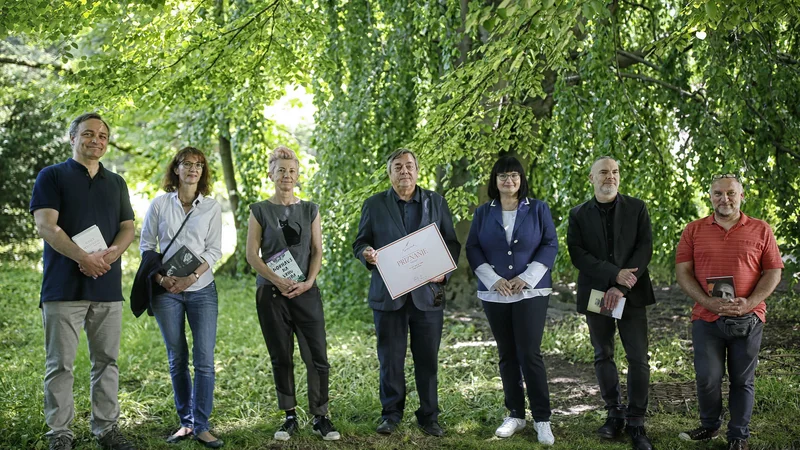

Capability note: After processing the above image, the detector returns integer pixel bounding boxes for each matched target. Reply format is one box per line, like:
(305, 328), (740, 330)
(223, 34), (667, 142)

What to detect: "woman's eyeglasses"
(497, 172), (521, 181)
(180, 161), (205, 170)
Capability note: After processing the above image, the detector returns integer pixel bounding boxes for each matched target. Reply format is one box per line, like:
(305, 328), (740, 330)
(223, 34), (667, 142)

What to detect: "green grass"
(2, 254), (799, 449)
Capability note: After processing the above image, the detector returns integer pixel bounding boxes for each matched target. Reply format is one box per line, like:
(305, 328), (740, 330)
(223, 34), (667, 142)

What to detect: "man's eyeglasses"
(180, 161), (205, 170)
(497, 172), (521, 181)
(712, 173), (738, 180)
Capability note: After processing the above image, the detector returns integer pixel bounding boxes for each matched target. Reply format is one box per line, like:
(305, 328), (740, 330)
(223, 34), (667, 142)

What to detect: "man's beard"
(599, 184), (617, 195)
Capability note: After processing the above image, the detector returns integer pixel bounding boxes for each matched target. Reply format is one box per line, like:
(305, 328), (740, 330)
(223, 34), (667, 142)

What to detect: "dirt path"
(451, 282), (800, 417)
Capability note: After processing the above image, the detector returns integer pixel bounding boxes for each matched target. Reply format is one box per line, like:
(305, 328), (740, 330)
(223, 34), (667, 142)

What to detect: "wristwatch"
(192, 272), (200, 280)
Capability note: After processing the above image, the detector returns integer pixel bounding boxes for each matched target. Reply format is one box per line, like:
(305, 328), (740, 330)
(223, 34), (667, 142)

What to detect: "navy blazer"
(466, 198), (558, 291)
(567, 194), (656, 314)
(353, 187), (461, 312)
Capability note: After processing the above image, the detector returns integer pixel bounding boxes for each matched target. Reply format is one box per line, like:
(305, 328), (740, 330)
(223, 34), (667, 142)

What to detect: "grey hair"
(68, 113), (110, 139)
(590, 155), (617, 171)
(268, 145), (300, 175)
(386, 148), (419, 175)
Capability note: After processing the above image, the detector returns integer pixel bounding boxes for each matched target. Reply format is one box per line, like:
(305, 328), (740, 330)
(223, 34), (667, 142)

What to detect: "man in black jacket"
(353, 149), (460, 437)
(567, 156), (655, 450)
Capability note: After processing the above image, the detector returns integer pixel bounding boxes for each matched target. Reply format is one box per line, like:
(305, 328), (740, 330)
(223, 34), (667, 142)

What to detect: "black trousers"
(483, 296), (552, 422)
(585, 307), (650, 425)
(373, 299), (443, 424)
(693, 318), (763, 440)
(256, 284), (330, 416)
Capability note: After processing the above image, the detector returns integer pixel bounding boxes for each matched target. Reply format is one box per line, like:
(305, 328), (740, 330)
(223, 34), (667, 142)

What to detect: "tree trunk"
(216, 118), (244, 274)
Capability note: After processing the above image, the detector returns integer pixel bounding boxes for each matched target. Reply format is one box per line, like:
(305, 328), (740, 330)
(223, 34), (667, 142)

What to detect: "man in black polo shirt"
(30, 113), (136, 450)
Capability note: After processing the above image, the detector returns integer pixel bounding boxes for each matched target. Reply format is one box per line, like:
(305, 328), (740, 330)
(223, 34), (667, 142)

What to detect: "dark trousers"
(585, 307), (650, 425)
(256, 285), (330, 416)
(482, 296), (552, 422)
(373, 299), (443, 424)
(692, 318), (763, 440)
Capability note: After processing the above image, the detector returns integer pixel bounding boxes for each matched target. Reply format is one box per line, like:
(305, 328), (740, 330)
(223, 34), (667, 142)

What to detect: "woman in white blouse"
(140, 147), (223, 448)
(465, 155), (558, 446)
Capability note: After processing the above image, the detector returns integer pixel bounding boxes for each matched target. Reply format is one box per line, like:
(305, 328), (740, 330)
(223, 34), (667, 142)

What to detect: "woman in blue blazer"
(466, 156), (558, 445)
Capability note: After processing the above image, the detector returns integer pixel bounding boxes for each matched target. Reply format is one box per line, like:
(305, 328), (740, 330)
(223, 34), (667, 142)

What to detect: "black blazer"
(129, 249), (165, 317)
(567, 194), (656, 314)
(353, 187), (461, 312)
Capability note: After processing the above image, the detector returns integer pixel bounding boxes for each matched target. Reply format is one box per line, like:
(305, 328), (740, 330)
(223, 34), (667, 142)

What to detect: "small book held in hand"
(160, 245), (203, 278)
(266, 248), (306, 282)
(588, 289), (626, 319)
(71, 225), (108, 254)
(706, 276), (736, 299)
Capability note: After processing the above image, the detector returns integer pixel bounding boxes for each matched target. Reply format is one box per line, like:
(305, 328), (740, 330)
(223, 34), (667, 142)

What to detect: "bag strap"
(162, 210), (194, 255)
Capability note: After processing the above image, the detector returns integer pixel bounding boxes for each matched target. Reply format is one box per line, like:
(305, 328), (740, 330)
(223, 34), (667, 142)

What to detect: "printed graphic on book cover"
(266, 248), (307, 282)
(587, 289), (626, 320)
(706, 276), (736, 299)
(161, 245), (203, 278)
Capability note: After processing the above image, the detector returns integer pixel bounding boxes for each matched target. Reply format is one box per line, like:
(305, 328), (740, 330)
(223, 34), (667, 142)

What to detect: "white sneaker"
(534, 421), (555, 446)
(495, 417), (526, 438)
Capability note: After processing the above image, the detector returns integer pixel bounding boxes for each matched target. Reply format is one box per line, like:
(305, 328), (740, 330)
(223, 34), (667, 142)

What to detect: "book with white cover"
(71, 225), (108, 254)
(266, 248), (306, 282)
(587, 289), (626, 319)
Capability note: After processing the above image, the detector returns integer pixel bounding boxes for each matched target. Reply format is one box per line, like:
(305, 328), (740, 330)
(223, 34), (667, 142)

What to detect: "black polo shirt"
(30, 158), (135, 303)
(390, 187), (422, 234)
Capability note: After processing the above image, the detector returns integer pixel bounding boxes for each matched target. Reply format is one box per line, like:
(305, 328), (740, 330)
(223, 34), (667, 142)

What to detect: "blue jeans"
(152, 282), (218, 434)
(693, 318), (763, 441)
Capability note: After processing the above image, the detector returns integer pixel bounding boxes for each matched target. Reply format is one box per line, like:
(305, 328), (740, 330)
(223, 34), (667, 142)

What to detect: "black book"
(707, 275), (736, 299)
(160, 245), (203, 278)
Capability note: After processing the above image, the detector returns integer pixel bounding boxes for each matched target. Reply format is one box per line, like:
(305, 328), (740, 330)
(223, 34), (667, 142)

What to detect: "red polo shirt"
(675, 213), (783, 323)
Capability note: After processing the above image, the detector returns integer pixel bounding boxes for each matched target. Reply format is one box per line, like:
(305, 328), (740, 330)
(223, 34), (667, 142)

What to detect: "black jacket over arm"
(567, 194), (656, 314)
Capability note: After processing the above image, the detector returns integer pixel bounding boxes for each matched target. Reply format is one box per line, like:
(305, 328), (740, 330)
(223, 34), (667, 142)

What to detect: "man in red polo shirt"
(675, 175), (783, 450)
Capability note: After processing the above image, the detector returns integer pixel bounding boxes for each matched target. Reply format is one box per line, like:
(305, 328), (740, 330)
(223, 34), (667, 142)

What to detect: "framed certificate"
(375, 223), (457, 299)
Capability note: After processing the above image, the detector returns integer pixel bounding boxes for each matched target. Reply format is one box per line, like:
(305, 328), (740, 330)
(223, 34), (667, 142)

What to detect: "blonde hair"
(268, 146), (300, 175)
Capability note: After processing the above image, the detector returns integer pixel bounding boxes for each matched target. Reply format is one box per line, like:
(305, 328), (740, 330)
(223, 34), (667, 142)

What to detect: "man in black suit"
(567, 156), (655, 450)
(353, 149), (460, 437)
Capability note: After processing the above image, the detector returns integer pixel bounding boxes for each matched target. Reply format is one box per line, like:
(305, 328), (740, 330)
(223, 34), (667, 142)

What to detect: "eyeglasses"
(497, 172), (521, 181)
(712, 173), (738, 180)
(180, 161), (204, 170)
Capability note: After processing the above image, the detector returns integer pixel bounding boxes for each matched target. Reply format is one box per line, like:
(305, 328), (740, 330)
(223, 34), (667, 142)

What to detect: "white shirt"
(140, 192), (222, 291)
(475, 209), (552, 303)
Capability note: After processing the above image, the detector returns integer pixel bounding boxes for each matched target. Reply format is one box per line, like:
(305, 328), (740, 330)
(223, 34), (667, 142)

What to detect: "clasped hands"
(273, 277), (314, 298)
(78, 246), (119, 278)
(492, 277), (528, 296)
(158, 274), (197, 294)
(604, 267), (639, 309)
(712, 297), (750, 317)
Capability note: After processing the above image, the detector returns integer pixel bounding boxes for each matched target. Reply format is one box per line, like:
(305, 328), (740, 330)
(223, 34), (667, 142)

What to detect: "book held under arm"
(266, 248), (306, 282)
(160, 245), (203, 278)
(71, 225), (108, 254)
(588, 289), (626, 319)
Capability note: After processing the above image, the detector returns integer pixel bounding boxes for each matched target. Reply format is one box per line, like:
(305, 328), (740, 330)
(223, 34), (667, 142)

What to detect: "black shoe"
(97, 425), (136, 450)
(597, 417), (626, 439)
(195, 436), (224, 449)
(627, 425), (653, 450)
(678, 426), (720, 441)
(166, 430), (193, 444)
(727, 439), (749, 450)
(376, 418), (398, 435)
(419, 421), (444, 437)
(274, 416), (299, 441)
(313, 416), (341, 441)
(49, 434), (73, 450)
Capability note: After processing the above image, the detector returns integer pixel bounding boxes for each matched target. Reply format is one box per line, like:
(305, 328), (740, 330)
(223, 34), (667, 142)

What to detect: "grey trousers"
(42, 301), (122, 438)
